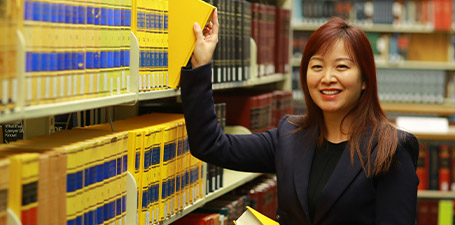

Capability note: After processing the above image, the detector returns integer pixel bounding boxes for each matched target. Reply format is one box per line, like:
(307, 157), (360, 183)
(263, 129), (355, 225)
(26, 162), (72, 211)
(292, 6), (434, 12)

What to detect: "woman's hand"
(191, 9), (219, 69)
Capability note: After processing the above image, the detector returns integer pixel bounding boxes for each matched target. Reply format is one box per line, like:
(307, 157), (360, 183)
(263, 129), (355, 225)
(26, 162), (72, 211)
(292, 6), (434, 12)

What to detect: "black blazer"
(181, 63), (419, 225)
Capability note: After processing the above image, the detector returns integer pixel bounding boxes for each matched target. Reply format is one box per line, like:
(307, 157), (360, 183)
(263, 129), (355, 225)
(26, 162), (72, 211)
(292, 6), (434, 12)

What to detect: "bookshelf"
(159, 169), (261, 225)
(0, 33), (287, 124)
(2, 0), (293, 224)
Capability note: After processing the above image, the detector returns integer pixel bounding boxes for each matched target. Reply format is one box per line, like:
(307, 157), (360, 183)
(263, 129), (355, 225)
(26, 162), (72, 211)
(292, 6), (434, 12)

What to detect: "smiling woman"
(181, 13), (419, 225)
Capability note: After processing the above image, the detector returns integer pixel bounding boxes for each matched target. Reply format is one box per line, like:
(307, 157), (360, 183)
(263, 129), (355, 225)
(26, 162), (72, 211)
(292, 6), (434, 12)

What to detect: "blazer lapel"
(293, 128), (318, 223)
(313, 130), (379, 224)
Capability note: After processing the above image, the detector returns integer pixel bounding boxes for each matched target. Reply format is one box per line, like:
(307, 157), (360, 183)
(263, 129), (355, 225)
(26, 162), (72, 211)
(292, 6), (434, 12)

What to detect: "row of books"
(417, 199), (454, 225)
(376, 68), (446, 104)
(206, 103), (227, 195)
(417, 143), (455, 191)
(0, 113), (205, 225)
(0, 0), (292, 115)
(251, 3), (291, 76)
(214, 90), (293, 133)
(20, 0), (132, 105)
(294, 29), (449, 64)
(0, 11), (17, 114)
(173, 175), (278, 225)
(293, 0), (453, 31)
(203, 0), (252, 84)
(135, 0), (169, 92)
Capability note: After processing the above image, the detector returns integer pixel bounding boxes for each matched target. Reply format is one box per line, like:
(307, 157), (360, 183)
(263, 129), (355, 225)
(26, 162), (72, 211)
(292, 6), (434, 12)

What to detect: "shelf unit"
(292, 21), (439, 33)
(0, 31), (287, 125)
(159, 169), (261, 225)
(4, 17), (289, 225)
(292, 57), (455, 71)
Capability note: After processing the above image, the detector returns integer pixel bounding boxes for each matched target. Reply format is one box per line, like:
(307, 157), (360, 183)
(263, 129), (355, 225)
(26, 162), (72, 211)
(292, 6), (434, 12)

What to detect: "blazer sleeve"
(375, 133), (419, 225)
(180, 62), (282, 173)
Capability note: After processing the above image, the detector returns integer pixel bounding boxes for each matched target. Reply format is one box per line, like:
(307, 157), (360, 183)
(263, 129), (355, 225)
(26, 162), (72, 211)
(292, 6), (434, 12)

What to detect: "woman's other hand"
(191, 9), (219, 69)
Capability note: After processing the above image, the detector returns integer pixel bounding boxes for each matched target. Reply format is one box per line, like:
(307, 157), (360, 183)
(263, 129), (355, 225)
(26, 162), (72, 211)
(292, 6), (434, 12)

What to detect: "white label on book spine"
(161, 73), (164, 87)
(60, 76), (64, 97)
(145, 212), (150, 225)
(27, 78), (32, 101)
(147, 74), (151, 90)
(36, 77), (41, 100)
(166, 72), (169, 87)
(104, 73), (108, 91)
(239, 68), (243, 80)
(53, 77), (57, 98)
(152, 73), (156, 88)
(2, 79), (8, 104)
(80, 75), (85, 96)
(122, 71), (126, 89)
(138, 74), (142, 91)
(110, 77), (114, 96)
(45, 77), (50, 99)
(217, 68), (221, 82)
(126, 75), (130, 92)
(117, 77), (120, 95)
(67, 76), (72, 96)
(89, 74), (94, 94)
(12, 78), (17, 103)
(73, 75), (78, 95)
(97, 74), (101, 93)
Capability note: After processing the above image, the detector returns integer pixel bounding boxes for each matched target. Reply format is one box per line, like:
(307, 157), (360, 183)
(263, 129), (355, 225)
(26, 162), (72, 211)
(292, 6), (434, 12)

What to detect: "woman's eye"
(311, 65), (322, 69)
(337, 64), (348, 69)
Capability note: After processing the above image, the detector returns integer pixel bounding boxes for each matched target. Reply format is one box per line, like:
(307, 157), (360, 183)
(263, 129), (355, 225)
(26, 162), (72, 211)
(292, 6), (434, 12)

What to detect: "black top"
(308, 140), (347, 222)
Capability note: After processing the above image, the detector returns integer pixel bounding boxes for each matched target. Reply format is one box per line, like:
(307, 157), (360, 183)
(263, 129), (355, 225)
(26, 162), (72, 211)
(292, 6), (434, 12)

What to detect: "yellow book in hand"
(234, 206), (279, 225)
(168, 0), (215, 89)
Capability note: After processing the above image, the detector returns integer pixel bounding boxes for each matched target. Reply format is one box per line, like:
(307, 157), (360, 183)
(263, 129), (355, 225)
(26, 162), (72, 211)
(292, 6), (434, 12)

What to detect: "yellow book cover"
(150, 126), (162, 224)
(175, 121), (184, 211)
(141, 128), (152, 225)
(7, 153), (39, 225)
(0, 158), (9, 225)
(234, 206), (279, 225)
(168, 0), (214, 89)
(182, 122), (190, 207)
(38, 152), (50, 225)
(167, 121), (177, 216)
(159, 125), (168, 221)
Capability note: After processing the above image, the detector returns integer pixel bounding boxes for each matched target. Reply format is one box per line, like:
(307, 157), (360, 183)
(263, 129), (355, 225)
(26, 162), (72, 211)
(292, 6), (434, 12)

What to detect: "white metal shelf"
(292, 20), (437, 33)
(418, 190), (455, 200)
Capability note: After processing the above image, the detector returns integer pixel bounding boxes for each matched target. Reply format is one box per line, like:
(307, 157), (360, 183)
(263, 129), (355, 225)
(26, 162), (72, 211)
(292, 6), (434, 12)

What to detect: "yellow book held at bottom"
(168, 0), (215, 89)
(234, 206), (279, 225)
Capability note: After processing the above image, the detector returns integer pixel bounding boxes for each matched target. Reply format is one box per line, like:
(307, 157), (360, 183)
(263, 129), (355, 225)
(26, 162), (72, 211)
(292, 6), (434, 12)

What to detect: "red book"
(433, 0), (453, 31)
(450, 146), (455, 191)
(417, 143), (428, 190)
(172, 213), (219, 225)
(439, 144), (450, 191)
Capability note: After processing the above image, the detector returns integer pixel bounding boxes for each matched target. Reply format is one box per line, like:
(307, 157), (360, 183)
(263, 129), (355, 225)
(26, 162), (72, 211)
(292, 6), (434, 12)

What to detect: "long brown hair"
(292, 17), (398, 177)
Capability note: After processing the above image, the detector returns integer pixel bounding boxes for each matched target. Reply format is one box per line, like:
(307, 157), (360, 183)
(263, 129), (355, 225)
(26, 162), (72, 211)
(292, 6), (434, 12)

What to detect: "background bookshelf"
(1, 0), (292, 224)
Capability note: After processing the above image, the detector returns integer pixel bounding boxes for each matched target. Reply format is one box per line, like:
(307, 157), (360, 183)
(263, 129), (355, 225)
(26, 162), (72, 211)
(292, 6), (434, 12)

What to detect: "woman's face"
(306, 40), (365, 118)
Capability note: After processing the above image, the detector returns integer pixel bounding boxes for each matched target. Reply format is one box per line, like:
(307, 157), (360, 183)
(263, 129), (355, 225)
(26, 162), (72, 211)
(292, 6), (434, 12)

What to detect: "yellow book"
(0, 158), (9, 225)
(38, 152), (50, 225)
(234, 206), (279, 225)
(6, 153), (40, 225)
(141, 128), (152, 225)
(168, 0), (214, 89)
(149, 126), (161, 224)
(175, 121), (184, 211)
(159, 125), (168, 221)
